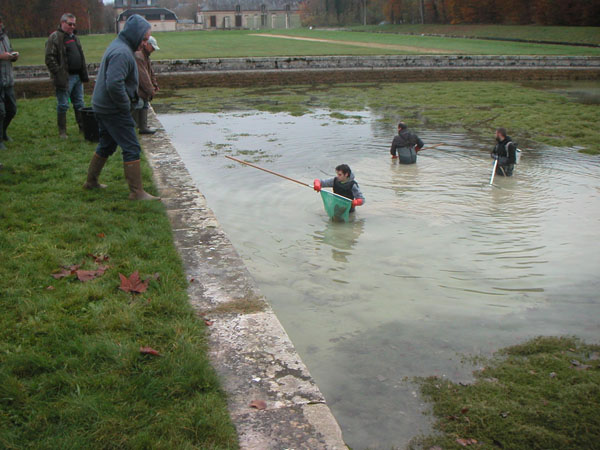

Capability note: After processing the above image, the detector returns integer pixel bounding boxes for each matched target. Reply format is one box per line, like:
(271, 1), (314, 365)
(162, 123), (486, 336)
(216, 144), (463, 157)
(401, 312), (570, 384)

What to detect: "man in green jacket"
(45, 13), (89, 139)
(0, 14), (18, 151)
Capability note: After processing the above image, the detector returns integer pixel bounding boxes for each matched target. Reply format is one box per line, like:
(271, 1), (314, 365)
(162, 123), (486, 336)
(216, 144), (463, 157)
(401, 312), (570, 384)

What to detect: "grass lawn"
(11, 27), (600, 66)
(153, 81), (600, 154)
(411, 336), (600, 450)
(0, 97), (238, 449)
(351, 24), (600, 45)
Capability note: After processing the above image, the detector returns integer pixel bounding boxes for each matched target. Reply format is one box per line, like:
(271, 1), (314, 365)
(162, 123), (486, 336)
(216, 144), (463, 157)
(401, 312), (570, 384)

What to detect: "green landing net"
(320, 191), (352, 222)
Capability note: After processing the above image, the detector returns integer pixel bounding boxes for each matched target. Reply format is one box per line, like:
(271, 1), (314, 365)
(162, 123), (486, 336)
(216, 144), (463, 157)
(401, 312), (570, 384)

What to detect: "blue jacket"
(92, 15), (151, 115)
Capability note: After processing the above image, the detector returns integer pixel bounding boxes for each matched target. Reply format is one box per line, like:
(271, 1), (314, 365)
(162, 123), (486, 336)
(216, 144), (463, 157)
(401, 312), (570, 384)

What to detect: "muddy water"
(159, 109), (600, 449)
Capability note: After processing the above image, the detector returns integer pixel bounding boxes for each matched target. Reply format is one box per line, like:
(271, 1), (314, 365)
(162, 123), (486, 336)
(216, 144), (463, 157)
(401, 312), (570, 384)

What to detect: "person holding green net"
(314, 164), (365, 216)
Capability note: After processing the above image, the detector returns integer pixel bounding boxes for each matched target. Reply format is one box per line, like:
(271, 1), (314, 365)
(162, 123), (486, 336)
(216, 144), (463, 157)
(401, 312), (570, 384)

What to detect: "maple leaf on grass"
(119, 271), (149, 294)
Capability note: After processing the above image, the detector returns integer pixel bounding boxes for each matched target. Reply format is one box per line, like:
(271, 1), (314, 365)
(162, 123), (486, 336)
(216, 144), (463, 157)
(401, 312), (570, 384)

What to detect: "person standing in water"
(390, 122), (424, 164)
(491, 127), (517, 177)
(314, 164), (365, 212)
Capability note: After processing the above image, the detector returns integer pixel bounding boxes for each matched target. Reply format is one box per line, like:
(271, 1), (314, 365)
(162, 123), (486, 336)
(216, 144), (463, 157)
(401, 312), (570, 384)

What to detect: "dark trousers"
(94, 111), (141, 163)
(496, 164), (514, 177)
(0, 86), (17, 141)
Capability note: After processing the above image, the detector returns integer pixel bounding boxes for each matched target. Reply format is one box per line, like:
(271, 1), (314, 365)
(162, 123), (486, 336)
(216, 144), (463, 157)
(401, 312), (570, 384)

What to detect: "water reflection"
(159, 109), (600, 450)
(313, 218), (365, 263)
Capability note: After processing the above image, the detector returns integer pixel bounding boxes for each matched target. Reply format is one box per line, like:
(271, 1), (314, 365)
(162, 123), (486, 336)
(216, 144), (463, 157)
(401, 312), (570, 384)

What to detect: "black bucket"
(81, 107), (100, 143)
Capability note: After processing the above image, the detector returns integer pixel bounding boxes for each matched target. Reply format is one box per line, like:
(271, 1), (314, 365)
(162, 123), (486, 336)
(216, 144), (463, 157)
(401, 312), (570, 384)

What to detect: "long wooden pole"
(489, 159), (498, 185)
(225, 155), (311, 188)
(225, 155), (352, 202)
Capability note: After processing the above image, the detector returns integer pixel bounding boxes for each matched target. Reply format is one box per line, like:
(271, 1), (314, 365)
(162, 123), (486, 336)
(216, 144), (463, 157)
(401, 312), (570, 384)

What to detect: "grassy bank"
(350, 24), (600, 45)
(11, 27), (600, 66)
(153, 81), (600, 154)
(411, 336), (600, 449)
(0, 98), (238, 448)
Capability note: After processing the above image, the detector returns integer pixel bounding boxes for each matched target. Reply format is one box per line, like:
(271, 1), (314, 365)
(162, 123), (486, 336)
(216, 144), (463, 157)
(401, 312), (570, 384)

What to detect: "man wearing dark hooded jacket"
(390, 122), (424, 164)
(83, 14), (158, 201)
(491, 127), (517, 177)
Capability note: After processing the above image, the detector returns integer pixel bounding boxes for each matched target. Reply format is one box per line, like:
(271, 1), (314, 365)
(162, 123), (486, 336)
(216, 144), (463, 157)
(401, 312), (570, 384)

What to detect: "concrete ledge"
(141, 111), (346, 450)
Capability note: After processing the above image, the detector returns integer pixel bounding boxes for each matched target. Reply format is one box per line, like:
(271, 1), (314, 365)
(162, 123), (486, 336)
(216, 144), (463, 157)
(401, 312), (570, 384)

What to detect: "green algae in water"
(154, 82), (600, 154)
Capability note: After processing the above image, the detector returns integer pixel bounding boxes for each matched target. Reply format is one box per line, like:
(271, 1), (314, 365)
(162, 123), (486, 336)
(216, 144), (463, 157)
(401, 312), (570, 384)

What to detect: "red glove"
(415, 147), (423, 153)
(352, 198), (363, 207)
(391, 155), (398, 159)
(313, 179), (321, 192)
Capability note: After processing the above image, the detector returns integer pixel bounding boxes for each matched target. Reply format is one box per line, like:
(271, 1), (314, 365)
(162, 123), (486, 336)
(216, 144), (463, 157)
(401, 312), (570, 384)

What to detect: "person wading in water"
(491, 127), (517, 177)
(390, 122), (424, 164)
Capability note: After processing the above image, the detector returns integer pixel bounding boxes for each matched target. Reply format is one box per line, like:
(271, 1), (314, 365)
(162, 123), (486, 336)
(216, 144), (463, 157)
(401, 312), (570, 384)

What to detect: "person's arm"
(77, 39), (89, 82)
(507, 142), (517, 164)
(44, 35), (59, 74)
(135, 52), (153, 100)
(390, 136), (397, 158)
(320, 177), (335, 188)
(352, 183), (365, 206)
(415, 136), (424, 151)
(105, 53), (135, 113)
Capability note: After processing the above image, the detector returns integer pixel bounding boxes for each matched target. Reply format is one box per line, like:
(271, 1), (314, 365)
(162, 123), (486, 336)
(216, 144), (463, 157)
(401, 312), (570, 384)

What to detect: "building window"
(261, 4), (266, 13)
(286, 4), (291, 11)
(210, 15), (216, 27)
(236, 5), (241, 12)
(160, 14), (165, 21)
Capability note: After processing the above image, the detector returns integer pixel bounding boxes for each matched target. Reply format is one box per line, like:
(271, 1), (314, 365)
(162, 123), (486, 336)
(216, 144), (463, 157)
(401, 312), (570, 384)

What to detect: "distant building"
(197, 0), (301, 30)
(114, 0), (159, 15)
(116, 7), (178, 33)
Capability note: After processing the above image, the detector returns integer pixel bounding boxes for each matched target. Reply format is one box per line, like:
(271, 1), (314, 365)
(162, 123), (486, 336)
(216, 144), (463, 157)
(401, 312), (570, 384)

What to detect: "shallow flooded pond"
(159, 107), (599, 449)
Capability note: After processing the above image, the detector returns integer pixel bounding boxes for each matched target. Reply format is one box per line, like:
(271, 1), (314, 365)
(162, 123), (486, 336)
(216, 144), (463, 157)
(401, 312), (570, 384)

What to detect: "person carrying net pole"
(390, 121), (424, 164)
(314, 164), (365, 214)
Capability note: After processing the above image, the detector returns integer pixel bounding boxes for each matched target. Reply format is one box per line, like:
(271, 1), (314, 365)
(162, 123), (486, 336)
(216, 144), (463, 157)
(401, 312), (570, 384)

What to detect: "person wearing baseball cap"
(133, 35), (160, 134)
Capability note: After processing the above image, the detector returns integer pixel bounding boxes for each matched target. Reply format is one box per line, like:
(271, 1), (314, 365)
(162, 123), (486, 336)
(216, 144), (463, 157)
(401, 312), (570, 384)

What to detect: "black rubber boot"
(58, 112), (68, 139)
(139, 109), (157, 135)
(74, 109), (84, 133)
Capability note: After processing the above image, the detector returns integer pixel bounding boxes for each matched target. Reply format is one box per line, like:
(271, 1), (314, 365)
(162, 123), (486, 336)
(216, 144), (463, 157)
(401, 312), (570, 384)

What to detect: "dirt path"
(252, 33), (454, 54)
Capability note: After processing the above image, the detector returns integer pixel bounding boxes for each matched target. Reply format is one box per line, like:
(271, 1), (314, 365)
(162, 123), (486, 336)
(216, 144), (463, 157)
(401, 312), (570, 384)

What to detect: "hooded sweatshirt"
(92, 15), (151, 115)
(320, 173), (365, 203)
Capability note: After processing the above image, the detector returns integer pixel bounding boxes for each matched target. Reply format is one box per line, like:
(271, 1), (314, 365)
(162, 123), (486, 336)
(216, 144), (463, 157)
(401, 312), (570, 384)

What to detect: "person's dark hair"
(61, 13), (76, 23)
(496, 127), (507, 138)
(335, 164), (351, 176)
(398, 122), (407, 130)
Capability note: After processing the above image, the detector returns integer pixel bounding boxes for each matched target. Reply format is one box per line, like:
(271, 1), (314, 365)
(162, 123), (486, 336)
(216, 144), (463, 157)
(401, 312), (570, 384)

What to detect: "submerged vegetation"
(153, 81), (600, 154)
(412, 336), (600, 450)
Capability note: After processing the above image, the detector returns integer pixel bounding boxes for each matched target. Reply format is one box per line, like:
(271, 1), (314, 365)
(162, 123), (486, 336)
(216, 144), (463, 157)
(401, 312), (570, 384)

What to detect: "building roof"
(198, 0), (300, 12)
(118, 8), (178, 21)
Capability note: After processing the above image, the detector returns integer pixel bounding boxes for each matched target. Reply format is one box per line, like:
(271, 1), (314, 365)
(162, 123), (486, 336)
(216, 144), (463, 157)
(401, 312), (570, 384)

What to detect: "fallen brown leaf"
(461, 407), (469, 414)
(204, 319), (214, 326)
(456, 438), (478, 446)
(189, 278), (195, 283)
(119, 271), (149, 294)
(51, 264), (81, 279)
(47, 285), (55, 290)
(249, 400), (267, 410)
(140, 346), (161, 356)
(97, 232), (106, 238)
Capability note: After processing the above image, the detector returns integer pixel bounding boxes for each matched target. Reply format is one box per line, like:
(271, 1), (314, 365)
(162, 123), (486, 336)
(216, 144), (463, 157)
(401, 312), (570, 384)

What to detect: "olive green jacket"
(45, 28), (89, 90)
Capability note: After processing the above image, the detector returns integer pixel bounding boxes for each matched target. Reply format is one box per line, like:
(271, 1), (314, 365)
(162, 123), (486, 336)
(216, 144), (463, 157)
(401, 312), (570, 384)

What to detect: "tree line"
(300, 0), (600, 27)
(1, 0), (109, 38)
